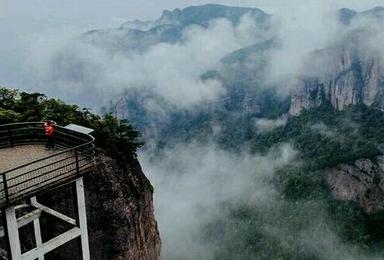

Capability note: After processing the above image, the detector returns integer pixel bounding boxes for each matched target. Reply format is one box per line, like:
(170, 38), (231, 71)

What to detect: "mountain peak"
(338, 8), (357, 25)
(362, 6), (384, 18)
(120, 4), (269, 32)
(369, 6), (384, 12)
(155, 4), (269, 28)
(338, 6), (384, 25)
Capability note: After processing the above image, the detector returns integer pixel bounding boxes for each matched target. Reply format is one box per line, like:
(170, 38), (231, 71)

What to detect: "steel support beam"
(5, 206), (21, 260)
(1, 177), (90, 259)
(76, 177), (90, 260)
(31, 200), (76, 226)
(22, 227), (81, 260)
(31, 197), (44, 260)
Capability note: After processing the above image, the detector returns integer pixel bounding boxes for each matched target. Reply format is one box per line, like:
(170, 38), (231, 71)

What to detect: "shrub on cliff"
(0, 87), (143, 160)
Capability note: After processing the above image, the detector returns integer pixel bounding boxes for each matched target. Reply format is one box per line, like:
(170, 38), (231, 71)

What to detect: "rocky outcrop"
(36, 150), (161, 260)
(323, 157), (384, 213)
(289, 41), (384, 115)
(85, 151), (161, 260)
(289, 8), (384, 116)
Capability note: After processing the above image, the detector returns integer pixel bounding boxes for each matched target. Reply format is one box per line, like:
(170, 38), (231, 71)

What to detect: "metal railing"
(0, 122), (95, 208)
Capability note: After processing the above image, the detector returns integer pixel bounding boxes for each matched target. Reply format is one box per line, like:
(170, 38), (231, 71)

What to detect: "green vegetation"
(0, 87), (143, 161)
(200, 103), (384, 259)
(251, 103), (384, 169)
(139, 88), (290, 152)
(146, 96), (384, 258)
(4, 85), (384, 258)
(141, 93), (384, 259)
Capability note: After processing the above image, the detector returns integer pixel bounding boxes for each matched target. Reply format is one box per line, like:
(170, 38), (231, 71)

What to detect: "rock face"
(289, 41), (384, 115)
(85, 151), (161, 260)
(36, 150), (161, 260)
(323, 157), (384, 213)
(289, 8), (384, 116)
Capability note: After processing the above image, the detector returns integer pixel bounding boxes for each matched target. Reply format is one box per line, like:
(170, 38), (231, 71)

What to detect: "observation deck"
(0, 122), (95, 208)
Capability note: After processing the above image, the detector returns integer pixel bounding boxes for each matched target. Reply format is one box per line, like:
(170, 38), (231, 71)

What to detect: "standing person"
(44, 120), (55, 150)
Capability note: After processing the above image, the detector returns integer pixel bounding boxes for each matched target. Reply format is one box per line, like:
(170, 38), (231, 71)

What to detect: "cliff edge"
(28, 150), (161, 260)
(86, 150), (161, 260)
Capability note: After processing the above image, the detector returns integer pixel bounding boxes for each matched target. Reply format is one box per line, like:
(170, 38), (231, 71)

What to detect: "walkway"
(0, 122), (95, 208)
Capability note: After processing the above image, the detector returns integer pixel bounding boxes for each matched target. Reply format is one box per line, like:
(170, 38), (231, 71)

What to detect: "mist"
(16, 13), (275, 109)
(3, 1), (384, 259)
(4, 4), (381, 108)
(140, 143), (295, 259)
(140, 140), (383, 259)
(255, 116), (287, 133)
(1, 2), (383, 108)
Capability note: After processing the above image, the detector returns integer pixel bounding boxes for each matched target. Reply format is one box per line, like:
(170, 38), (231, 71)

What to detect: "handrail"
(0, 122), (96, 208)
(0, 123), (95, 174)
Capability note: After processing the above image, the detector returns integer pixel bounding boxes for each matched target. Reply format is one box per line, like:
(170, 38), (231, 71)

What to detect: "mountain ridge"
(83, 4), (271, 52)
(121, 4), (269, 31)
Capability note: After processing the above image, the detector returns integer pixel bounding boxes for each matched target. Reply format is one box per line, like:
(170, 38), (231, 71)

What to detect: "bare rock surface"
(289, 29), (384, 116)
(85, 150), (161, 260)
(323, 157), (384, 213)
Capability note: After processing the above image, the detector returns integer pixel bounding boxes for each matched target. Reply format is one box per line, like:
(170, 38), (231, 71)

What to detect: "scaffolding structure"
(0, 122), (95, 259)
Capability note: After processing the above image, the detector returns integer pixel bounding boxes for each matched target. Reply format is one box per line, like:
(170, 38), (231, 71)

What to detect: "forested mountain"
(5, 3), (384, 260)
(83, 4), (270, 52)
(96, 5), (384, 259)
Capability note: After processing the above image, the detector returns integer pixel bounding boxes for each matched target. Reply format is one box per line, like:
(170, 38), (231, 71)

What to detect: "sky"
(2, 1), (384, 258)
(1, 0), (383, 94)
(1, 0), (384, 30)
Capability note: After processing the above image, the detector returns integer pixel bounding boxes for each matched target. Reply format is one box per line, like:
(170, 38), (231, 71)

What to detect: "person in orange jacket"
(44, 120), (55, 150)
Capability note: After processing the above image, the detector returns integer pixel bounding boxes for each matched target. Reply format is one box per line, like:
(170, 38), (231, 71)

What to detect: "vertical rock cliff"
(289, 8), (384, 116)
(323, 157), (384, 214)
(30, 150), (161, 260)
(289, 37), (384, 115)
(85, 150), (161, 260)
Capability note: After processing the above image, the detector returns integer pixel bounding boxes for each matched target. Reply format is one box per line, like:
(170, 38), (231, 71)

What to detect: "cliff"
(85, 150), (161, 260)
(323, 157), (384, 214)
(289, 33), (384, 115)
(289, 8), (384, 116)
(33, 150), (161, 260)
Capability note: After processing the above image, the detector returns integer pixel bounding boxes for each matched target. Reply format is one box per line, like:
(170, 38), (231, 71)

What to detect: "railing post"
(7, 126), (13, 147)
(2, 172), (9, 205)
(5, 206), (22, 259)
(75, 150), (80, 175)
(75, 177), (90, 260)
(2, 209), (12, 260)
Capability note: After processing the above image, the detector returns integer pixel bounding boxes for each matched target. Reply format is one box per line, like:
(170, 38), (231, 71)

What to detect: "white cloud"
(1, 1), (384, 106)
(255, 115), (287, 133)
(140, 143), (296, 259)
(20, 15), (270, 108)
(265, 3), (341, 93)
